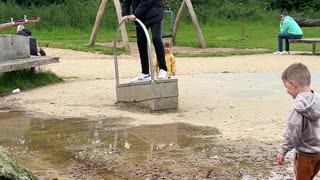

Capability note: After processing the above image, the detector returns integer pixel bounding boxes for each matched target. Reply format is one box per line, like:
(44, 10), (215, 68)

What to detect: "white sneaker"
(273, 51), (290, 55)
(131, 73), (151, 82)
(158, 69), (168, 79)
(281, 51), (290, 55)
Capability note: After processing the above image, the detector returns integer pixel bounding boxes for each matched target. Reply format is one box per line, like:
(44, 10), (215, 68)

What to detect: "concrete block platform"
(0, 35), (30, 61)
(116, 79), (178, 111)
(0, 35), (59, 73)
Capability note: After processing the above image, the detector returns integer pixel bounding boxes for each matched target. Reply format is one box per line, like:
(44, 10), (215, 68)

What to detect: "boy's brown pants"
(294, 153), (320, 180)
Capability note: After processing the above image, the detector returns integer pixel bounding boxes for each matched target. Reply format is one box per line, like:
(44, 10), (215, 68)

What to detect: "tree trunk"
(295, 18), (320, 27)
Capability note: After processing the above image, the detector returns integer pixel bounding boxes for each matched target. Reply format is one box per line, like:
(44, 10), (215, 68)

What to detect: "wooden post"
(185, 0), (206, 48)
(88, 0), (108, 46)
(172, 0), (206, 48)
(172, 0), (187, 43)
(114, 0), (130, 52)
(312, 44), (316, 55)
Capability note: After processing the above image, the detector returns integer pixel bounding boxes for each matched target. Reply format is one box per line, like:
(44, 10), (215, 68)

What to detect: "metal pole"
(113, 18), (154, 86)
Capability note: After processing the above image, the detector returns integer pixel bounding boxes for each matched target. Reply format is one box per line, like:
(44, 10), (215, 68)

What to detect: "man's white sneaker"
(158, 69), (168, 79)
(281, 51), (290, 55)
(131, 73), (151, 82)
(273, 51), (290, 55)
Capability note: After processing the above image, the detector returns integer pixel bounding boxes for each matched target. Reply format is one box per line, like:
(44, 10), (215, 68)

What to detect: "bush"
(1, 0), (320, 32)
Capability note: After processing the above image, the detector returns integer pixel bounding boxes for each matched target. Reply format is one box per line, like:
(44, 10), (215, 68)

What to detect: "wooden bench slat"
(289, 38), (320, 44)
(0, 56), (59, 73)
(289, 38), (320, 55)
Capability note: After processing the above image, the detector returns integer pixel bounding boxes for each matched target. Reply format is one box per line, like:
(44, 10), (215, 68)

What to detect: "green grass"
(174, 20), (320, 52)
(0, 69), (63, 95)
(3, 20), (320, 56)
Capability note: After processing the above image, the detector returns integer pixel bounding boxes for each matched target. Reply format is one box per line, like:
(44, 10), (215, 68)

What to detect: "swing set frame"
(88, 0), (206, 52)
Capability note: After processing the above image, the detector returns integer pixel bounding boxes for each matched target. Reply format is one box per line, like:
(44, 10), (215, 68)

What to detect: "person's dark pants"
(278, 33), (302, 52)
(136, 21), (167, 74)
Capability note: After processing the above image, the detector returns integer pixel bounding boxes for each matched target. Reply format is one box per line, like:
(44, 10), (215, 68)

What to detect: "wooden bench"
(0, 35), (59, 73)
(289, 38), (320, 55)
(0, 56), (59, 73)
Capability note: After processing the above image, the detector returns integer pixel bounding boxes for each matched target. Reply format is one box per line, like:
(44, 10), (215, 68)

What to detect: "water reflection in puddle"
(0, 111), (295, 179)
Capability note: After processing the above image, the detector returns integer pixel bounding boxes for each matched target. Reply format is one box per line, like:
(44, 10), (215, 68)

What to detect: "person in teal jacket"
(274, 12), (303, 55)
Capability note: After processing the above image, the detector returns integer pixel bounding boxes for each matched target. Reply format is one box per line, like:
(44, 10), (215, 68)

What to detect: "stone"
(116, 79), (179, 110)
(0, 35), (30, 61)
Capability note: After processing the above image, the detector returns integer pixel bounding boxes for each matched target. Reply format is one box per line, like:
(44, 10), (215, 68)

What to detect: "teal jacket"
(280, 16), (303, 35)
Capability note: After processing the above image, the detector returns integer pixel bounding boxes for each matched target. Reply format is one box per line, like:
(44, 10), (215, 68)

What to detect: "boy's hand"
(172, 72), (176, 76)
(276, 153), (284, 165)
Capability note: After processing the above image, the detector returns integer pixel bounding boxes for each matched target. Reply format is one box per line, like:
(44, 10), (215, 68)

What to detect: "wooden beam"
(172, 0), (187, 43)
(0, 56), (59, 73)
(185, 0), (206, 48)
(295, 18), (320, 27)
(114, 0), (131, 52)
(172, 0), (206, 48)
(88, 0), (109, 46)
(0, 17), (40, 31)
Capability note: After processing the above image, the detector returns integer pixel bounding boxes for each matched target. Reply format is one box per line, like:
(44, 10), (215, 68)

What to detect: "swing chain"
(164, 0), (171, 11)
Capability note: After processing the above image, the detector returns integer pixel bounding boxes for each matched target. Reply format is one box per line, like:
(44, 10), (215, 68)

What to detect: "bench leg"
(30, 67), (36, 75)
(312, 44), (316, 55)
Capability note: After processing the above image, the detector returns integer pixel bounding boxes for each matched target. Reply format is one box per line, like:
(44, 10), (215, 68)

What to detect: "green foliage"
(1, 0), (320, 31)
(0, 69), (63, 95)
(266, 0), (320, 13)
(0, 0), (116, 31)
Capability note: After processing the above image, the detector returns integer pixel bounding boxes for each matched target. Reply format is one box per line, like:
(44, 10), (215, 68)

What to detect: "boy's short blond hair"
(281, 63), (311, 86)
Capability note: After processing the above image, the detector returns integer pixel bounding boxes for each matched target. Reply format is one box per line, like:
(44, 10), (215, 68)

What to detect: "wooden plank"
(0, 17), (40, 31)
(289, 38), (320, 44)
(0, 56), (59, 73)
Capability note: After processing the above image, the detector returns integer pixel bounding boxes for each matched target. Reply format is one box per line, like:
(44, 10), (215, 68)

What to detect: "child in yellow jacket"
(153, 41), (176, 78)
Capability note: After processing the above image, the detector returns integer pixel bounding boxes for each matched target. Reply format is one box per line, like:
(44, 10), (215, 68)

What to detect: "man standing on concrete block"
(122, 0), (168, 81)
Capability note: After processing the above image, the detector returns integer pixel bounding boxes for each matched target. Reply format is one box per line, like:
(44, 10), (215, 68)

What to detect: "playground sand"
(2, 48), (320, 144)
(2, 48), (320, 178)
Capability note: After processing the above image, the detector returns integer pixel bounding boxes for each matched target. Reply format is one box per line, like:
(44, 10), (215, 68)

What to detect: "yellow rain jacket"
(153, 52), (176, 78)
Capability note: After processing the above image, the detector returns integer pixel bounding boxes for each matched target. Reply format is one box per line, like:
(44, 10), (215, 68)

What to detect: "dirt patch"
(0, 114), (292, 179)
(1, 48), (320, 178)
(97, 42), (267, 56)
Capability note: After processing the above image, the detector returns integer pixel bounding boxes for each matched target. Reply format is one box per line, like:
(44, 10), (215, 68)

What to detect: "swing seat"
(161, 10), (175, 38)
(129, 30), (136, 38)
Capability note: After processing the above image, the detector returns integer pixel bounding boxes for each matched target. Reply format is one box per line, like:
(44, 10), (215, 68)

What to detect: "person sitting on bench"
(16, 25), (46, 56)
(273, 12), (303, 55)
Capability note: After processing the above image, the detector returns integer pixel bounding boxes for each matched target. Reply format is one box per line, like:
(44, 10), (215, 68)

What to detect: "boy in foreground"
(277, 63), (320, 179)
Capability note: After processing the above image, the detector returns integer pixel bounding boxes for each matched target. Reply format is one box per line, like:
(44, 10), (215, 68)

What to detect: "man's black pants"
(136, 21), (167, 74)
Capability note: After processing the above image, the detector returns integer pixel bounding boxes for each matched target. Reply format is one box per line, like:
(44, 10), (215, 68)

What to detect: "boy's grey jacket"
(279, 91), (320, 156)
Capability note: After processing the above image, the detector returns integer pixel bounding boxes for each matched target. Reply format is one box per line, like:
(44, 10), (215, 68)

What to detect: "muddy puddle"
(0, 111), (296, 179)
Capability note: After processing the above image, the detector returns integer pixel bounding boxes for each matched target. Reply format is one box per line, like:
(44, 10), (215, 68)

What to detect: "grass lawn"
(0, 69), (63, 95)
(2, 20), (320, 55)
